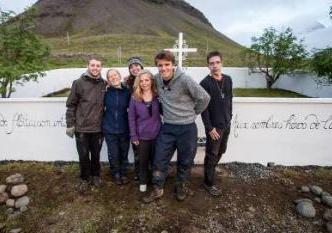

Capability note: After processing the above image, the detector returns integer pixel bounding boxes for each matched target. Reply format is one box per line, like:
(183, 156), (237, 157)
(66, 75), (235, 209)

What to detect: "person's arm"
(65, 80), (79, 137)
(230, 77), (233, 119)
(200, 80), (213, 133)
(186, 76), (210, 115)
(128, 98), (139, 145)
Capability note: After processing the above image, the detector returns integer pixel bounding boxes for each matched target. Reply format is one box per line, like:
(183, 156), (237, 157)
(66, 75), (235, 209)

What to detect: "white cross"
(164, 32), (197, 68)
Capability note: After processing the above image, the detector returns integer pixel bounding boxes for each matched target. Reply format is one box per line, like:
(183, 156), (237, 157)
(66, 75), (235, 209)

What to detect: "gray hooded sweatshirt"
(155, 67), (210, 125)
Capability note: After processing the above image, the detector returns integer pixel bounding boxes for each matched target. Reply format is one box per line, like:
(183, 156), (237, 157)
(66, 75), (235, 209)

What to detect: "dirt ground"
(0, 161), (332, 233)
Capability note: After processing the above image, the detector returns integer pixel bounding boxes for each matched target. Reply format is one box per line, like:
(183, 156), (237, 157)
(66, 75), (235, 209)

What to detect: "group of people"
(65, 50), (233, 203)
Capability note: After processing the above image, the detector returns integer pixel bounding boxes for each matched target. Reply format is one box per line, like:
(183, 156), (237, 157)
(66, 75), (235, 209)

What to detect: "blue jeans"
(152, 123), (197, 188)
(104, 133), (130, 177)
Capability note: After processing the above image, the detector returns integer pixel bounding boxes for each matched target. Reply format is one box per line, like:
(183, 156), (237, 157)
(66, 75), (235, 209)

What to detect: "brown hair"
(207, 51), (223, 64)
(132, 70), (157, 102)
(87, 57), (103, 65)
(154, 50), (175, 65)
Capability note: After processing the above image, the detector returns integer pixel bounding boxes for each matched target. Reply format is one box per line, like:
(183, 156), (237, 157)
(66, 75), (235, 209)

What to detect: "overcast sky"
(1, 0), (331, 49)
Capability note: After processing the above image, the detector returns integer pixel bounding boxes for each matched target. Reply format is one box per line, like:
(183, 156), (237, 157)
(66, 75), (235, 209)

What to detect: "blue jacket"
(102, 84), (130, 134)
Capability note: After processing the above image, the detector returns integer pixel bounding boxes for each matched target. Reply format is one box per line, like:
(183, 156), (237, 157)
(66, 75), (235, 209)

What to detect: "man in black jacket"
(66, 58), (106, 193)
(200, 51), (233, 196)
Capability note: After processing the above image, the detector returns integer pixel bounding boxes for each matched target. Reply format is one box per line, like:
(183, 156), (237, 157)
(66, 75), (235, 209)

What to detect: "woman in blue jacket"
(103, 69), (131, 185)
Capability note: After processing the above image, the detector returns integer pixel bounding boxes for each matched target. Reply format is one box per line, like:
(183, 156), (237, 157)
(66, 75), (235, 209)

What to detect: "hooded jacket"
(154, 67), (210, 125)
(66, 72), (106, 133)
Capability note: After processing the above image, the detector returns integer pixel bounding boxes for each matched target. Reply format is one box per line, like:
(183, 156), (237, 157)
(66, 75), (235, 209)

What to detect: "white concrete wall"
(1, 98), (331, 166)
(11, 67), (332, 98)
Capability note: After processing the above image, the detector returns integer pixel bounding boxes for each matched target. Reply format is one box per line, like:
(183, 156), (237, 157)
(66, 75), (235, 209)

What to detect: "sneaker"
(203, 183), (222, 196)
(91, 176), (102, 188)
(79, 180), (90, 194)
(175, 183), (187, 201)
(121, 176), (130, 185)
(139, 184), (147, 192)
(143, 187), (164, 203)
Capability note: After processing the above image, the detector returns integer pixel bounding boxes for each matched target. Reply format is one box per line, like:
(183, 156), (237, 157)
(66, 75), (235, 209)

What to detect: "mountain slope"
(32, 0), (244, 66)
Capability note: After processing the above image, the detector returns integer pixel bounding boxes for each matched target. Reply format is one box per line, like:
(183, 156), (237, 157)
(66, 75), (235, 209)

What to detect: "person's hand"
(132, 140), (139, 146)
(66, 127), (75, 138)
(208, 128), (221, 141)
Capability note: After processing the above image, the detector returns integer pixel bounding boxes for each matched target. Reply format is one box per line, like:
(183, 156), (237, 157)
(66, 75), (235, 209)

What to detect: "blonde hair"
(106, 69), (122, 81)
(133, 70), (157, 101)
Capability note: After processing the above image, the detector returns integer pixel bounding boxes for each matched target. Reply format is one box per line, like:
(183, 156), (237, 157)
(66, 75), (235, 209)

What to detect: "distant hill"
(31, 0), (244, 67)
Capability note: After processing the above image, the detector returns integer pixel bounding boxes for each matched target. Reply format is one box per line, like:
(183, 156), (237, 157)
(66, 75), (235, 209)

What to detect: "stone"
(15, 196), (30, 209)
(296, 202), (316, 218)
(323, 195), (332, 207)
(9, 228), (22, 233)
(0, 185), (7, 193)
(20, 206), (28, 212)
(6, 199), (15, 207)
(314, 197), (321, 203)
(11, 184), (28, 197)
(327, 222), (332, 233)
(300, 186), (310, 193)
(0, 192), (9, 204)
(323, 192), (332, 197)
(310, 185), (323, 196)
(6, 173), (24, 184)
(324, 209), (332, 222)
(8, 211), (21, 219)
(293, 198), (313, 204)
(6, 208), (14, 214)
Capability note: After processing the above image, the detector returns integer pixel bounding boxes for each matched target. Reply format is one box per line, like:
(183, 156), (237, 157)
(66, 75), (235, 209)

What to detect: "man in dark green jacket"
(66, 58), (106, 193)
(200, 51), (233, 196)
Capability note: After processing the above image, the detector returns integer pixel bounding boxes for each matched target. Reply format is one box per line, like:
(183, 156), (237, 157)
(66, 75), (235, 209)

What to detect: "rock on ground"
(324, 209), (332, 222)
(11, 184), (28, 197)
(6, 174), (24, 184)
(296, 201), (316, 218)
(15, 196), (30, 209)
(310, 185), (323, 196)
(323, 195), (332, 207)
(0, 185), (7, 193)
(0, 192), (9, 204)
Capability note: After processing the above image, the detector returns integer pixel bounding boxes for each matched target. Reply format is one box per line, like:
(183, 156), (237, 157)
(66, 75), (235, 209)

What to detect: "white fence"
(10, 67), (332, 98)
(1, 98), (331, 166)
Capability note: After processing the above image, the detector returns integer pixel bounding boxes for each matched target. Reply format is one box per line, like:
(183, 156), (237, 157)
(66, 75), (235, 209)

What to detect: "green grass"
(42, 31), (245, 68)
(233, 88), (308, 98)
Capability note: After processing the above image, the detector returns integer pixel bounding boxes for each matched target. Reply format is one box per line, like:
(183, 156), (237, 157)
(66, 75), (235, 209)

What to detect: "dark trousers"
(152, 123), (197, 188)
(75, 132), (103, 181)
(132, 143), (139, 178)
(204, 127), (230, 186)
(138, 140), (155, 185)
(105, 133), (130, 177)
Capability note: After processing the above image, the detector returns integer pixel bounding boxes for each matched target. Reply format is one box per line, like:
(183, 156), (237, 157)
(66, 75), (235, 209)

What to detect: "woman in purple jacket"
(128, 70), (161, 192)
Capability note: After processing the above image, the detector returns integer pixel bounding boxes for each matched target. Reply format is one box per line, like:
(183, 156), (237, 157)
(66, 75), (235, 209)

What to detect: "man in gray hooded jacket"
(143, 51), (210, 203)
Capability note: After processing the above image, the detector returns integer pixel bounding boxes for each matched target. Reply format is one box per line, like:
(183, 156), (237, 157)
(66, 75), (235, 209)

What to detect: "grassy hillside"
(45, 33), (244, 68)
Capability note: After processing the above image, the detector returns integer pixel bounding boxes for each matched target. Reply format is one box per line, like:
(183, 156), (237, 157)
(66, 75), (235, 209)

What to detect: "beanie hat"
(127, 56), (144, 69)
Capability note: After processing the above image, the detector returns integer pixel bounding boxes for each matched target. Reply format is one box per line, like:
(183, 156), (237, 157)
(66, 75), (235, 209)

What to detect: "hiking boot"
(112, 174), (122, 185)
(91, 176), (102, 188)
(79, 180), (90, 194)
(143, 187), (164, 203)
(175, 183), (187, 201)
(203, 183), (222, 196)
(121, 176), (130, 185)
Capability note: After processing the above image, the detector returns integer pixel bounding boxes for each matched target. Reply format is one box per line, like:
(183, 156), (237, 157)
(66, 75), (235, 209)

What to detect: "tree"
(244, 27), (307, 89)
(311, 48), (332, 81)
(0, 8), (49, 98)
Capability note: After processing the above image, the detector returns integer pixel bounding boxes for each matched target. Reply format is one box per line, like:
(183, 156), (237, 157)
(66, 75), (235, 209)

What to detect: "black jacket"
(200, 74), (233, 132)
(66, 72), (106, 133)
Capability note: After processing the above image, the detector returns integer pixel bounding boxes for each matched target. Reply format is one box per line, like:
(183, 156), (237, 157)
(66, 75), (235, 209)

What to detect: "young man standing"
(65, 58), (106, 193)
(143, 51), (210, 203)
(200, 51), (233, 196)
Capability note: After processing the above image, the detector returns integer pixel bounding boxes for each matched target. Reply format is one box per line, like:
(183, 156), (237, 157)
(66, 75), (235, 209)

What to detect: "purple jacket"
(128, 96), (161, 142)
